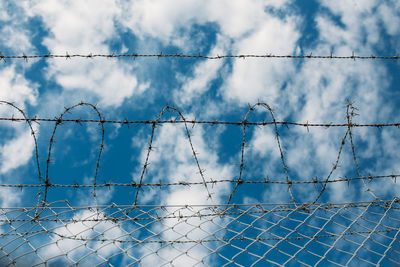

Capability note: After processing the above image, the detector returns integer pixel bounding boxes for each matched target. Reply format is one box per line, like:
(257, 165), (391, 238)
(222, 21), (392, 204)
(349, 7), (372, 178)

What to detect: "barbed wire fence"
(0, 99), (399, 266)
(0, 52), (400, 62)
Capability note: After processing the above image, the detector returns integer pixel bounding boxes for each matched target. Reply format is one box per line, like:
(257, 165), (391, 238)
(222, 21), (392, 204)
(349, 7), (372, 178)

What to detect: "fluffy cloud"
(121, 0), (301, 114)
(132, 123), (232, 265)
(0, 65), (38, 174)
(120, 0), (286, 42)
(222, 16), (300, 103)
(28, 0), (147, 107)
(0, 65), (38, 206)
(135, 123), (232, 205)
(0, 128), (36, 174)
(174, 35), (229, 106)
(0, 66), (38, 106)
(37, 209), (127, 266)
(0, 1), (34, 53)
(320, 0), (400, 47)
(262, 1), (399, 203)
(191, 0), (400, 204)
(1, 1), (399, 265)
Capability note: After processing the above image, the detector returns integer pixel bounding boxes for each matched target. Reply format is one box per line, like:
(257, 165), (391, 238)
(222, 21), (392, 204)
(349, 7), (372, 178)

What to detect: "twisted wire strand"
(346, 102), (380, 200)
(131, 105), (213, 208)
(0, 101), (43, 211)
(42, 102), (104, 207)
(1, 101), (399, 208)
(226, 102), (296, 207)
(1, 116), (399, 128)
(0, 173), (398, 189)
(1, 52), (399, 61)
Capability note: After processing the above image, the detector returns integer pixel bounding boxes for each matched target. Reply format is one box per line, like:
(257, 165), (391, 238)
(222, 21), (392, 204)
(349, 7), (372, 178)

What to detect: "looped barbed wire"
(226, 102), (296, 208)
(0, 173), (399, 188)
(131, 105), (213, 209)
(43, 102), (104, 207)
(1, 100), (398, 207)
(0, 101), (43, 210)
(310, 102), (395, 204)
(0, 52), (399, 61)
(346, 102), (380, 200)
(1, 116), (399, 128)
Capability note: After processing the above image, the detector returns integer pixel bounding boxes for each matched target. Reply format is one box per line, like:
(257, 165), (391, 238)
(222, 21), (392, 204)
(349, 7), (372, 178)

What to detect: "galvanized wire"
(1, 101), (400, 266)
(0, 200), (399, 266)
(0, 52), (399, 62)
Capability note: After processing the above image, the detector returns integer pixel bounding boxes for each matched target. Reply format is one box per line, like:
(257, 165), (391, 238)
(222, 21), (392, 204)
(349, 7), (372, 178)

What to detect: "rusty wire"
(1, 116), (399, 128)
(226, 102), (295, 208)
(131, 105), (213, 209)
(1, 101), (400, 266)
(0, 173), (398, 189)
(43, 102), (104, 207)
(0, 52), (399, 62)
(0, 101), (399, 207)
(0, 200), (399, 266)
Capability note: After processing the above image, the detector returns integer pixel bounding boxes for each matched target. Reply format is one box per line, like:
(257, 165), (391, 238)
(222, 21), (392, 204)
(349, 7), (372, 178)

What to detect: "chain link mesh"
(1, 101), (400, 266)
(1, 200), (399, 266)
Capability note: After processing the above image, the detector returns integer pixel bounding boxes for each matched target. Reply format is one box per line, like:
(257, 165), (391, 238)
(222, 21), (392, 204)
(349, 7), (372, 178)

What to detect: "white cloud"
(0, 66), (38, 106)
(132, 123), (232, 265)
(120, 0), (294, 44)
(0, 129), (36, 174)
(0, 68), (37, 208)
(206, 0), (290, 39)
(135, 124), (232, 204)
(0, 1), (399, 264)
(231, 0), (400, 204)
(378, 3), (400, 36)
(46, 59), (138, 107)
(0, 119), (37, 206)
(272, 1), (398, 203)
(222, 16), (300, 104)
(28, 0), (146, 107)
(0, 25), (32, 52)
(0, 65), (38, 175)
(119, 0), (399, 205)
(127, 0), (301, 107)
(0, 1), (34, 53)
(31, 0), (119, 51)
(319, 0), (400, 48)
(0, 188), (22, 207)
(39, 209), (127, 266)
(174, 35), (229, 106)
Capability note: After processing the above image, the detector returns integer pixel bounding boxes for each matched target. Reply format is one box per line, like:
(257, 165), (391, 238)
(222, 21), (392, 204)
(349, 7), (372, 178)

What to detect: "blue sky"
(0, 0), (400, 266)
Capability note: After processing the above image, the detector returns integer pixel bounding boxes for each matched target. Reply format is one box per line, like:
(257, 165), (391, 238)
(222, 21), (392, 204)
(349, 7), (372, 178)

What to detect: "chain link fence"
(1, 200), (399, 266)
(1, 101), (400, 266)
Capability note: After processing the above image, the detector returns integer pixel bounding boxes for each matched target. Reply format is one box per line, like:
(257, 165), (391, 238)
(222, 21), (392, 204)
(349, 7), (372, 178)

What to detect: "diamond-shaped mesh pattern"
(1, 101), (400, 266)
(1, 200), (399, 266)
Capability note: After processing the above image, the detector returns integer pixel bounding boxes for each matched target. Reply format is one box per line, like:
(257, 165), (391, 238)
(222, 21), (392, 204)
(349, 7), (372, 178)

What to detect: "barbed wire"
(1, 100), (400, 266)
(0, 173), (398, 189)
(1, 199), (399, 221)
(1, 52), (399, 62)
(129, 105), (213, 213)
(226, 102), (295, 208)
(1, 116), (400, 128)
(43, 102), (104, 207)
(1, 100), (399, 208)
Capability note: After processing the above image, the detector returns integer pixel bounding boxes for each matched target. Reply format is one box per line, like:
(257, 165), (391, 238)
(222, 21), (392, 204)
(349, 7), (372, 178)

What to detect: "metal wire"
(1, 101), (398, 205)
(0, 52), (399, 62)
(1, 101), (400, 266)
(0, 200), (399, 266)
(1, 117), (399, 128)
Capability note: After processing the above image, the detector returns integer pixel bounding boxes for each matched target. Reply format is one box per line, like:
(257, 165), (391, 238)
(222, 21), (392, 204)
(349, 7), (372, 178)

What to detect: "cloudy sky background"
(0, 0), (399, 265)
